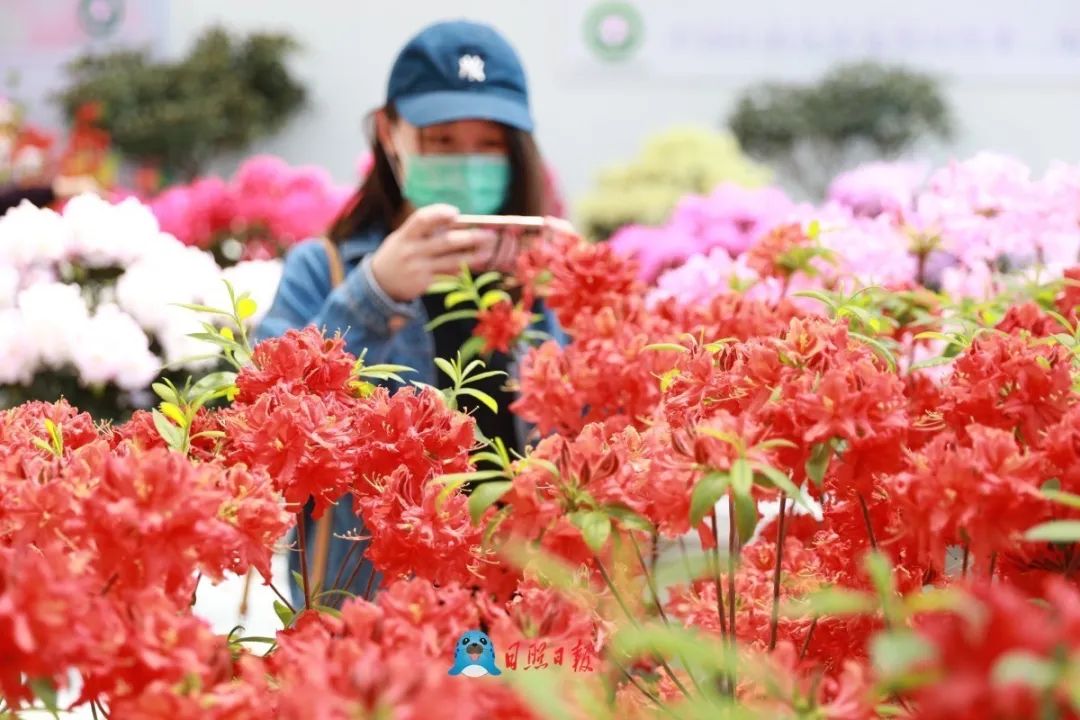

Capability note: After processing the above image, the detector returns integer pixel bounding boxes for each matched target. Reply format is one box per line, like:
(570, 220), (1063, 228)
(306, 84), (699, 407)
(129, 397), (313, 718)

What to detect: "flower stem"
(295, 511), (312, 610)
(611, 655), (685, 720)
(595, 554), (693, 701)
(799, 617), (818, 660)
(708, 510), (729, 641)
(329, 536), (363, 595)
(267, 581), (295, 614)
(727, 493), (738, 694)
(362, 564), (379, 601)
(334, 551), (370, 609)
(768, 495), (788, 651)
(630, 534), (708, 699)
(858, 493), (878, 550)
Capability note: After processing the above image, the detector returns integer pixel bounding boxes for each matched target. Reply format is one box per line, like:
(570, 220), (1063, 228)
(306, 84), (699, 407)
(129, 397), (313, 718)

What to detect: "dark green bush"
(57, 27), (306, 180)
(728, 62), (953, 197)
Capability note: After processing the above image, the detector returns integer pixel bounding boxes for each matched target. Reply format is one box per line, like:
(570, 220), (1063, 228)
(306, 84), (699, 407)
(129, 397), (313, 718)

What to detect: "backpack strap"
(321, 237), (345, 288)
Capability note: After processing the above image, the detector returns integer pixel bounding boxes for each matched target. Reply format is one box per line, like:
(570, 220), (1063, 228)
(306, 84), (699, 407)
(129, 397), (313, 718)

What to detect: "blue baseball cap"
(387, 20), (534, 132)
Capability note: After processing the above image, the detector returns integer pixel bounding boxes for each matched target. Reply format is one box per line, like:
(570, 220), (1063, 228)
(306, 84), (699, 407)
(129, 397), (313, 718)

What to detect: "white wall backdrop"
(8, 0), (1080, 205)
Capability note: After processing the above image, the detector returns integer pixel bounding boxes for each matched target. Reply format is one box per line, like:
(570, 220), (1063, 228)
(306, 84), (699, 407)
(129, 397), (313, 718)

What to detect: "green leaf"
(425, 309), (479, 332)
(151, 409), (183, 450)
(151, 381), (180, 404)
(871, 630), (936, 676)
(473, 271), (502, 289)
(471, 451), (509, 469)
(457, 387), (499, 413)
(902, 587), (978, 617)
(784, 587), (876, 618)
(28, 677), (59, 719)
(642, 342), (689, 353)
(160, 401), (187, 427)
(444, 289), (475, 309)
(468, 480), (513, 523)
(31, 436), (57, 456)
(730, 458), (753, 495)
(458, 335), (487, 362)
(433, 356), (458, 383)
(756, 464), (811, 512)
(479, 289), (511, 309)
(435, 470), (508, 506)
(190, 370), (238, 399)
(733, 490), (758, 541)
(690, 471), (729, 527)
(579, 511), (612, 553)
(864, 551), (897, 600)
(502, 667), (581, 720)
(697, 425), (743, 450)
(805, 442), (832, 487)
(1025, 520), (1080, 543)
(909, 355), (954, 371)
(610, 623), (738, 677)
(992, 651), (1057, 690)
(1041, 488), (1080, 511)
(603, 504), (655, 533)
(850, 331), (898, 372)
(187, 331), (241, 350)
(793, 289), (837, 310)
(172, 302), (233, 317)
(426, 277), (461, 295)
(519, 456), (560, 478)
(460, 369), (508, 385)
(756, 438), (798, 451)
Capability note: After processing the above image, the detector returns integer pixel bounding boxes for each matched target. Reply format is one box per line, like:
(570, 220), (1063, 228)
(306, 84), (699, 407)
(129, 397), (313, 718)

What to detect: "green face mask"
(401, 154), (510, 215)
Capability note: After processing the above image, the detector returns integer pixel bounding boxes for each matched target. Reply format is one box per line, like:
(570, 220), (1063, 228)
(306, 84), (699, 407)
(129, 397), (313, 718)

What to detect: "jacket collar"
(338, 225), (386, 264)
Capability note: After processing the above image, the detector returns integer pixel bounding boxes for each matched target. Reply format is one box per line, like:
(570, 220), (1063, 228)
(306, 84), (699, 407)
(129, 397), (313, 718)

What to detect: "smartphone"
(452, 214), (547, 270)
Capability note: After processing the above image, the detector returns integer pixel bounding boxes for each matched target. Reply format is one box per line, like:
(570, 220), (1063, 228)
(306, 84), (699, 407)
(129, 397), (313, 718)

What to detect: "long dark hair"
(327, 104), (548, 243)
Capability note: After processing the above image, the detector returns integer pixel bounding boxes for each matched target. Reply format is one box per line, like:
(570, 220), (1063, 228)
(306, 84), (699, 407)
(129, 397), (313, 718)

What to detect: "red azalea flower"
(745, 223), (812, 279)
(237, 327), (356, 402)
(996, 301), (1066, 337)
(911, 579), (1080, 720)
(474, 300), (531, 354)
(351, 386), (475, 497)
(77, 447), (288, 601)
(1055, 266), (1080, 321)
(222, 387), (360, 516)
(0, 543), (108, 707)
(356, 466), (489, 586)
(940, 332), (1072, 446)
(892, 425), (1047, 569)
(111, 407), (222, 462)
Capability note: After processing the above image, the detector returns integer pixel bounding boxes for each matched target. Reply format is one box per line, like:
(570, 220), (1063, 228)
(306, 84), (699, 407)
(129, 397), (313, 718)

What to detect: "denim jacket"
(254, 226), (565, 606)
(255, 227), (565, 380)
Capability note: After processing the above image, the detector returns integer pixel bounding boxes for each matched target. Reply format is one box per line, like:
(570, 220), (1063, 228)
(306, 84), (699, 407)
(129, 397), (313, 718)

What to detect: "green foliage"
(57, 26), (306, 179)
(728, 62), (952, 197)
(576, 127), (771, 240)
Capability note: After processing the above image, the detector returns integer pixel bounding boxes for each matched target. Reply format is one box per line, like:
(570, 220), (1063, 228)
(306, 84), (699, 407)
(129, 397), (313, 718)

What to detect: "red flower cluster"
(7, 231), (1080, 718)
(474, 300), (532, 354)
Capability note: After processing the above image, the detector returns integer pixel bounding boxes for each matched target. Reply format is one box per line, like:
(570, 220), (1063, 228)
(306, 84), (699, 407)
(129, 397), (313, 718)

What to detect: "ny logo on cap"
(458, 54), (486, 82)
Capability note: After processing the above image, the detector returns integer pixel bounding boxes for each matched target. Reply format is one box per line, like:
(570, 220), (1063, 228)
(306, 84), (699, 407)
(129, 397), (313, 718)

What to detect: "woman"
(256, 20), (571, 607)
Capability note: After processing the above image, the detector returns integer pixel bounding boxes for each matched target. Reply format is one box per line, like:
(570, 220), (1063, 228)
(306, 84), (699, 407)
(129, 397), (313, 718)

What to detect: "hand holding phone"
(452, 214), (576, 271)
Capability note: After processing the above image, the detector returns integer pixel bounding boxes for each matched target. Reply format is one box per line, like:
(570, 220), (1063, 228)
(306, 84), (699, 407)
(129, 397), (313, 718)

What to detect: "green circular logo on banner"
(78, 0), (125, 39)
(583, 1), (644, 62)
